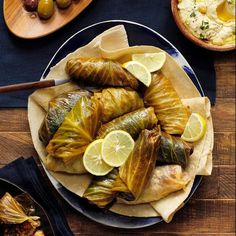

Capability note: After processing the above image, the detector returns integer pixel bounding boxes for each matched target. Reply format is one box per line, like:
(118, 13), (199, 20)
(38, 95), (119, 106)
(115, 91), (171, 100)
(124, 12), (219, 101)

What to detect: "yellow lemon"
(122, 61), (152, 87)
(181, 113), (207, 142)
(101, 130), (135, 167)
(132, 52), (166, 72)
(83, 139), (113, 176)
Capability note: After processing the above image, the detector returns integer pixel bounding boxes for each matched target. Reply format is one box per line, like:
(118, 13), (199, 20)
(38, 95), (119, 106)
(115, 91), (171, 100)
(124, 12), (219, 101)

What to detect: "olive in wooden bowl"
(56, 0), (72, 9)
(37, 0), (54, 19)
(23, 0), (38, 11)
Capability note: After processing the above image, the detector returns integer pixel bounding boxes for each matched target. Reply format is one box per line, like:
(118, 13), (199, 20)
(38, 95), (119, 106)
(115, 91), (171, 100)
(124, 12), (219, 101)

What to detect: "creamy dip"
(178, 0), (235, 46)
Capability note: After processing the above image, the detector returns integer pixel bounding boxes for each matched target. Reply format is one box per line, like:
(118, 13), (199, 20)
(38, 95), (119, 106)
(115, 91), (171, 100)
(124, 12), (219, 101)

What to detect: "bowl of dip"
(171, 0), (235, 51)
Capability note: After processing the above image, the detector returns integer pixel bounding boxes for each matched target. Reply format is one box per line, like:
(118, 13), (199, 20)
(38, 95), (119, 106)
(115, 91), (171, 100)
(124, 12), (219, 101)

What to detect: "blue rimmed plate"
(41, 20), (204, 229)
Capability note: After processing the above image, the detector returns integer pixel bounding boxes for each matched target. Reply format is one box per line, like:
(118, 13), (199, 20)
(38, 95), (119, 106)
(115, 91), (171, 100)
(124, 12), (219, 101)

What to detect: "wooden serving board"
(3, 0), (93, 39)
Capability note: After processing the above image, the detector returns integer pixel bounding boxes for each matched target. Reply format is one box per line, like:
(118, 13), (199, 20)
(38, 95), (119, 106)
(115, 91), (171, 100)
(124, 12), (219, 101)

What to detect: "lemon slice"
(101, 130), (135, 167)
(83, 139), (113, 176)
(181, 113), (207, 142)
(132, 52), (166, 72)
(122, 61), (152, 87)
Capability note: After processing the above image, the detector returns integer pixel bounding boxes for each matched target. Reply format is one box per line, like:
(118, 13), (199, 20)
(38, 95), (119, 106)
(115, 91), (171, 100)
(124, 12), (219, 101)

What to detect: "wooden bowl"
(3, 0), (92, 39)
(171, 0), (235, 51)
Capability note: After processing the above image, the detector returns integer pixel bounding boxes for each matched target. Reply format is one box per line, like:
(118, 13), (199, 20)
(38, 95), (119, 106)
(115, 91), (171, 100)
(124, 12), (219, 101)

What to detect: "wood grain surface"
(0, 51), (235, 234)
(3, 0), (92, 39)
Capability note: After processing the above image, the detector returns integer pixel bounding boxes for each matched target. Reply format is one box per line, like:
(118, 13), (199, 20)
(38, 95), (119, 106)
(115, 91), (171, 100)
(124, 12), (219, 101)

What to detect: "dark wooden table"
(0, 51), (235, 235)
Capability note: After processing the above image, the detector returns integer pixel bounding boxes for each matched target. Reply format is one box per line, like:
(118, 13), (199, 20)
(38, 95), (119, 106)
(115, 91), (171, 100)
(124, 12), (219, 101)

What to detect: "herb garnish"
(199, 33), (206, 40)
(190, 12), (196, 17)
(200, 20), (209, 30)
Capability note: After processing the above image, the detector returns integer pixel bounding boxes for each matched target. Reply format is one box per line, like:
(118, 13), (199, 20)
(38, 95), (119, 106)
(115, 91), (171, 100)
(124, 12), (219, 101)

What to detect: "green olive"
(56, 0), (72, 9)
(37, 0), (54, 19)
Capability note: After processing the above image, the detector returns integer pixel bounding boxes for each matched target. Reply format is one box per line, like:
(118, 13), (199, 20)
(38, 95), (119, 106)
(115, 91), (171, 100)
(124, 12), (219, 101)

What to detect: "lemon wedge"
(181, 113), (207, 142)
(132, 52), (166, 72)
(122, 61), (152, 87)
(101, 130), (135, 167)
(83, 139), (113, 176)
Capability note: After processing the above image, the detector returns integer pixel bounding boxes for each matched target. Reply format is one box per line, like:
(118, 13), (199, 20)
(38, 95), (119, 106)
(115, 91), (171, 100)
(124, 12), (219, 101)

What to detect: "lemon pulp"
(122, 61), (152, 87)
(101, 130), (135, 167)
(83, 139), (113, 176)
(132, 52), (166, 72)
(181, 113), (207, 142)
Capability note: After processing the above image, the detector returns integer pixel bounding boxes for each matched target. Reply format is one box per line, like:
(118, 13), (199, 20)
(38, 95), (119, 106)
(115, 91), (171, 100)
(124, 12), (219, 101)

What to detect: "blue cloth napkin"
(0, 157), (73, 236)
(0, 0), (216, 107)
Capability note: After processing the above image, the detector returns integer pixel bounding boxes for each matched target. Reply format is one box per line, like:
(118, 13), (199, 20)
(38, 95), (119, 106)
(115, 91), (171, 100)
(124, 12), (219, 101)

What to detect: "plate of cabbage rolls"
(0, 179), (54, 235)
(28, 21), (214, 228)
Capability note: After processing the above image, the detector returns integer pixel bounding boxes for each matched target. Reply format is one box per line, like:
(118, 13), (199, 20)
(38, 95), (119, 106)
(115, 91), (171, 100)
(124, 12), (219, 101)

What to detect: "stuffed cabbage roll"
(158, 132), (193, 168)
(118, 165), (190, 204)
(94, 88), (144, 123)
(144, 72), (190, 134)
(39, 90), (91, 145)
(119, 128), (161, 200)
(45, 154), (87, 174)
(46, 96), (102, 163)
(65, 57), (139, 90)
(97, 107), (158, 139)
(112, 176), (134, 201)
(83, 169), (118, 208)
(83, 169), (132, 208)
(0, 192), (40, 224)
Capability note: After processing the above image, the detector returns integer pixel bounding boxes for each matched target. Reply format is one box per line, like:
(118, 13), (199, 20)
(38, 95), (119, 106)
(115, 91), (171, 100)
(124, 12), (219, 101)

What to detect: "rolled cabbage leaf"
(112, 176), (134, 201)
(97, 107), (158, 139)
(46, 96), (102, 163)
(144, 72), (190, 134)
(45, 154), (87, 174)
(83, 169), (118, 208)
(94, 87), (144, 123)
(0, 193), (39, 224)
(119, 128), (161, 200)
(158, 132), (193, 168)
(83, 169), (132, 208)
(118, 165), (190, 204)
(39, 89), (91, 145)
(65, 57), (139, 89)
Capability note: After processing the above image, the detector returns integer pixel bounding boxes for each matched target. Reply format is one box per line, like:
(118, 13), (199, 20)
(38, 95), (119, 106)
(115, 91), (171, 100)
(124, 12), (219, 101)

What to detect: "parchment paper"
(28, 25), (213, 221)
